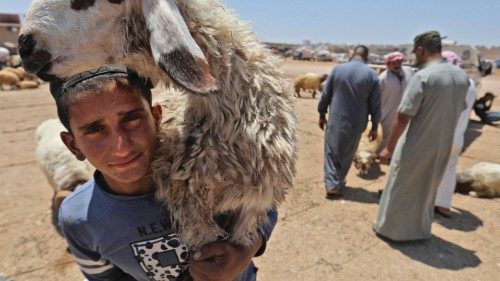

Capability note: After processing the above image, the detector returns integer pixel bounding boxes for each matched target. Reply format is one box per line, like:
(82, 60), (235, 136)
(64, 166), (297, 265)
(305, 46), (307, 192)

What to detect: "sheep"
(2, 66), (28, 80)
(8, 55), (22, 67)
(293, 73), (328, 98)
(0, 69), (20, 90)
(455, 162), (500, 198)
(35, 119), (93, 234)
(353, 125), (383, 176)
(21, 0), (297, 249)
(16, 80), (40, 89)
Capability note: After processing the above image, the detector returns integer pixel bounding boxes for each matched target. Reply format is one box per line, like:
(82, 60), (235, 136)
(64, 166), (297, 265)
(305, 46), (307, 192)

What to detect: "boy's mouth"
(110, 153), (142, 168)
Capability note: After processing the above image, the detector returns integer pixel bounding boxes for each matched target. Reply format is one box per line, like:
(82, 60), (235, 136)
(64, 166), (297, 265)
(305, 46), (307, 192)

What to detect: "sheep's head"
(354, 151), (375, 176)
(18, 0), (218, 94)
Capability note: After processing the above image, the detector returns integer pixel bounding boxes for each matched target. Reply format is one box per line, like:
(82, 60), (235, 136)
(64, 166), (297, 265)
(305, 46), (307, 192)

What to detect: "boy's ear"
(60, 132), (86, 161)
(152, 103), (163, 128)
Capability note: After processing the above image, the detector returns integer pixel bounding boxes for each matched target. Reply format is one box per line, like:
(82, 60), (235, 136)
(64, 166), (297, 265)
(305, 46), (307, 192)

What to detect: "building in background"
(0, 13), (22, 54)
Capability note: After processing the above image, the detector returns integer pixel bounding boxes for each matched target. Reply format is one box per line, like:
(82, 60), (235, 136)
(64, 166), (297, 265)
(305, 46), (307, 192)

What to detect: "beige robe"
(374, 59), (470, 241)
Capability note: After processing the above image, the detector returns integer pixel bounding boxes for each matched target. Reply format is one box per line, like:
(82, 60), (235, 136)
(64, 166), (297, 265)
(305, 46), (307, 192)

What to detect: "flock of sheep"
(0, 65), (40, 90)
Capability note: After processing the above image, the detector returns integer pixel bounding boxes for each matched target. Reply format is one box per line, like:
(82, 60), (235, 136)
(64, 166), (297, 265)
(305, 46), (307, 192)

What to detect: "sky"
(2, 0), (499, 46)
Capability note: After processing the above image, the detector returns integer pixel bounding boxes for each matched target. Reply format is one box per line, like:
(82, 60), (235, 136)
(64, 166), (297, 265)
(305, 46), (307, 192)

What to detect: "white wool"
(353, 125), (382, 175)
(23, 0), (298, 248)
(35, 119), (92, 192)
(457, 162), (500, 198)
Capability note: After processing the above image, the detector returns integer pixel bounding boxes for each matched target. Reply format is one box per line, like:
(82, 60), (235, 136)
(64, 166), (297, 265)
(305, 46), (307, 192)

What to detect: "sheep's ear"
(142, 0), (218, 94)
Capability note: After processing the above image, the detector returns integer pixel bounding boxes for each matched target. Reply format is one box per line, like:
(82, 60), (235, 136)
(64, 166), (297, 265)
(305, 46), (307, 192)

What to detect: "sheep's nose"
(18, 33), (36, 59)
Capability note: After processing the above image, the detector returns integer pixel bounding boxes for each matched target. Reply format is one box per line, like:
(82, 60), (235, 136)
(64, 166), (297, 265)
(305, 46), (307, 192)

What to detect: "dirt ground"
(0, 60), (499, 280)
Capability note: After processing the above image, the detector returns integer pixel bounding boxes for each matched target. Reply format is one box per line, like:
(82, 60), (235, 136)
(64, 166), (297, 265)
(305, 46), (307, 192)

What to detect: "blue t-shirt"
(59, 171), (277, 281)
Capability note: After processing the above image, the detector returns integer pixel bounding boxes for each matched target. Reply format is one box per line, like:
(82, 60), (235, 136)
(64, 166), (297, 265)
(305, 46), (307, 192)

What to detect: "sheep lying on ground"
(35, 119), (93, 234)
(1, 66), (40, 89)
(2, 66), (28, 80)
(16, 80), (40, 89)
(455, 162), (500, 198)
(353, 125), (382, 176)
(0, 69), (20, 90)
(21, 0), (297, 248)
(293, 73), (328, 98)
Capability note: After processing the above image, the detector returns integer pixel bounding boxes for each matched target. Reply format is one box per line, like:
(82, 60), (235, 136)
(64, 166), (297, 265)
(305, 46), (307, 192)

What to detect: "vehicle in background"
(315, 50), (334, 62)
(292, 47), (315, 61)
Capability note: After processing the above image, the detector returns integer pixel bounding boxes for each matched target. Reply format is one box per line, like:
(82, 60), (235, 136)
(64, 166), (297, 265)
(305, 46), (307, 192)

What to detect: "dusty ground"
(0, 60), (499, 280)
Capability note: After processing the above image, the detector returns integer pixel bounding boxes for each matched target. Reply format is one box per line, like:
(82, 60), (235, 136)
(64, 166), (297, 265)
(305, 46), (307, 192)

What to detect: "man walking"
(375, 31), (470, 241)
(318, 45), (381, 199)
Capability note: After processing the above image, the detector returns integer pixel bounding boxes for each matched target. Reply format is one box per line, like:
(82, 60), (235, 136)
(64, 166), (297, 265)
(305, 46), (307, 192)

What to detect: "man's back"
(400, 59), (469, 155)
(319, 59), (379, 129)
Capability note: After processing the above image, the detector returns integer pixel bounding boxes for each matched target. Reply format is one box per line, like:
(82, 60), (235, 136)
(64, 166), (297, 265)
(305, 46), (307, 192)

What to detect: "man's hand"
(378, 147), (392, 165)
(368, 129), (378, 142)
(189, 237), (262, 281)
(319, 117), (327, 131)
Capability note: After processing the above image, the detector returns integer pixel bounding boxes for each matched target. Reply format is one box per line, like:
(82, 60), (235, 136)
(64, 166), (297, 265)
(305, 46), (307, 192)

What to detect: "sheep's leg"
(312, 90), (317, 99)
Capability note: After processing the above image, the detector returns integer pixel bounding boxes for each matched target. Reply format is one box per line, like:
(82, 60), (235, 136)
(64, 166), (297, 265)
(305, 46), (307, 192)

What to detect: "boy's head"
(51, 66), (154, 130)
(51, 66), (163, 190)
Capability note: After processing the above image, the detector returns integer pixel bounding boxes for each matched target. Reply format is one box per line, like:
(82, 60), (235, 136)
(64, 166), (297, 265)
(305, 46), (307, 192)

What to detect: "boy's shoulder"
(59, 179), (97, 225)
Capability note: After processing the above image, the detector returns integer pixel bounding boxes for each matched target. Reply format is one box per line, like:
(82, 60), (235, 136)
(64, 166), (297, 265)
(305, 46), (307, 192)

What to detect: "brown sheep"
(0, 70), (20, 90)
(16, 80), (40, 89)
(293, 73), (328, 98)
(2, 66), (28, 80)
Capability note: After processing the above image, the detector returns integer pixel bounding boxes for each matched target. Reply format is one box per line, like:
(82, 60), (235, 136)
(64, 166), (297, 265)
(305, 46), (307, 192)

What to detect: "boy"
(54, 66), (276, 281)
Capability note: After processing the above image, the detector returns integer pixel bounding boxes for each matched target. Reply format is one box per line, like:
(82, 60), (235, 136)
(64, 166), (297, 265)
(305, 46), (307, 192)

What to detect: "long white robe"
(377, 66), (414, 153)
(435, 79), (476, 208)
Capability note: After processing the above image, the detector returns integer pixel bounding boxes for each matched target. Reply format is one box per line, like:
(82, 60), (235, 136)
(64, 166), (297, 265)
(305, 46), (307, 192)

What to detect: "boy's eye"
(123, 114), (142, 124)
(85, 125), (103, 134)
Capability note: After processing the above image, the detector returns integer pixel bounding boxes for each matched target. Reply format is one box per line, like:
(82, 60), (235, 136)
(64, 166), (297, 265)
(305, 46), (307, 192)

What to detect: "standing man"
(376, 52), (414, 153)
(375, 31), (470, 241)
(318, 45), (381, 199)
(434, 51), (477, 217)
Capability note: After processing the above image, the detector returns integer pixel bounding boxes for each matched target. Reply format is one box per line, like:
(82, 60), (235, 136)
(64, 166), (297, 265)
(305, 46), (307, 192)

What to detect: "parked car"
(496, 59), (500, 69)
(292, 47), (315, 61)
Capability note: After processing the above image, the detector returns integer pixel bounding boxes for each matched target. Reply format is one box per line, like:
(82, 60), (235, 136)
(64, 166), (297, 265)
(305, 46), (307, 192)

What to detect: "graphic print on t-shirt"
(131, 233), (189, 280)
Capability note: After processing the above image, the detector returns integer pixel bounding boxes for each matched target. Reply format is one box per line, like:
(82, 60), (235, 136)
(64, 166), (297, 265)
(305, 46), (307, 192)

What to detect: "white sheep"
(21, 0), (297, 248)
(456, 162), (500, 198)
(353, 125), (382, 176)
(35, 119), (93, 233)
(293, 73), (328, 98)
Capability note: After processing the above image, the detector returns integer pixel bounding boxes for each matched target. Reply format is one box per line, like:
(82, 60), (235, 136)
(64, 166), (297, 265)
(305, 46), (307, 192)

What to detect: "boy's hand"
(189, 236), (262, 281)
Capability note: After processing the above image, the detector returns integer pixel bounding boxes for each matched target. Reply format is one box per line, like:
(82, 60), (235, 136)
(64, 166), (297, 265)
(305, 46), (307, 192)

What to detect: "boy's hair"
(50, 67), (153, 130)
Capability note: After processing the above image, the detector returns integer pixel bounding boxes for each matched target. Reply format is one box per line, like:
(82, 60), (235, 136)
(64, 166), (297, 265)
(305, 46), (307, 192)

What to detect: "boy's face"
(61, 82), (162, 190)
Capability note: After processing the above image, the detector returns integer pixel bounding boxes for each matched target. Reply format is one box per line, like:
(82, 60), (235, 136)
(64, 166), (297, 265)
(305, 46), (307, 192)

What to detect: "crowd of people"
(318, 30), (497, 242)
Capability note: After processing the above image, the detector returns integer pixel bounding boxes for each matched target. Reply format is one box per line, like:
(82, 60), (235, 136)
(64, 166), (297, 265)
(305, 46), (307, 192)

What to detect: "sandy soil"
(0, 61), (498, 280)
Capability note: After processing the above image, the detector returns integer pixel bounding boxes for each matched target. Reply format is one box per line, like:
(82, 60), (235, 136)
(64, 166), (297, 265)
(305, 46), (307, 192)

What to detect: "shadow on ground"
(463, 120), (483, 151)
(341, 186), (380, 204)
(357, 163), (385, 180)
(434, 207), (483, 232)
(383, 235), (481, 270)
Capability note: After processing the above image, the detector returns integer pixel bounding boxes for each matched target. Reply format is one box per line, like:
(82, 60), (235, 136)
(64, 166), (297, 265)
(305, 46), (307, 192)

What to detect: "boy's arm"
(189, 209), (278, 281)
(59, 209), (135, 281)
